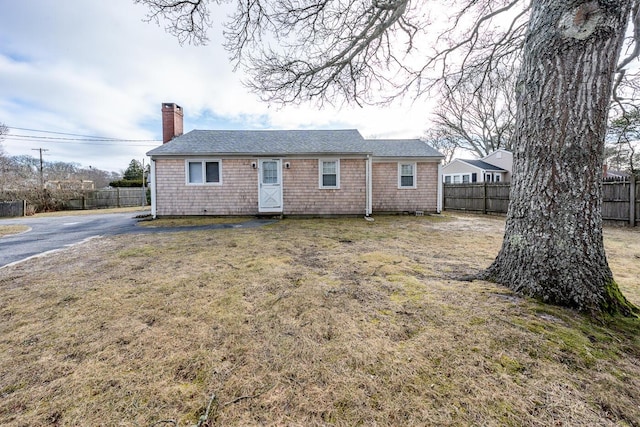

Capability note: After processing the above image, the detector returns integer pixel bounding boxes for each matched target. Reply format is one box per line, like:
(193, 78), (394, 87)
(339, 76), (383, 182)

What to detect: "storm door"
(258, 159), (282, 212)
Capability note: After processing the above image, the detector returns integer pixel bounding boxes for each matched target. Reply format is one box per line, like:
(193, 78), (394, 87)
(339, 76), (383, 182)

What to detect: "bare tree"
(0, 123), (7, 152)
(135, 0), (640, 315)
(422, 128), (458, 164)
(0, 123), (9, 192)
(607, 107), (640, 175)
(427, 66), (517, 158)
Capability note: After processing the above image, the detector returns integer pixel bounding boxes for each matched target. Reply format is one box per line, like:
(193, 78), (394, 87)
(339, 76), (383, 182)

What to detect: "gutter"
(366, 155), (373, 216)
(437, 161), (443, 214)
(150, 158), (157, 218)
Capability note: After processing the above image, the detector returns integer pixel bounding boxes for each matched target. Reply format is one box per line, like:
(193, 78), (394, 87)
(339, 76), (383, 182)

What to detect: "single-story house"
(442, 149), (513, 183)
(146, 103), (445, 217)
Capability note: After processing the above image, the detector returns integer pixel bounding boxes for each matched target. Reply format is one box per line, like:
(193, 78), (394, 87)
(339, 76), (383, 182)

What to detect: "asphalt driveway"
(0, 211), (276, 268)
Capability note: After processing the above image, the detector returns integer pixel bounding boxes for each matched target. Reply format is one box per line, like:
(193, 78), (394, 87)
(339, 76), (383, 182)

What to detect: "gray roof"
(362, 139), (443, 158)
(147, 129), (443, 159)
(459, 159), (507, 172)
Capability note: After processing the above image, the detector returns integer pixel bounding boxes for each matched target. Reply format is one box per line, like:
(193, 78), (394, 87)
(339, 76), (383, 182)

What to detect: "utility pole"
(141, 158), (146, 207)
(31, 148), (49, 189)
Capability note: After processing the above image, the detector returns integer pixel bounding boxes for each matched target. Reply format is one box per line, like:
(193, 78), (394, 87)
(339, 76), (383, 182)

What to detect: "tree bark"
(480, 0), (638, 316)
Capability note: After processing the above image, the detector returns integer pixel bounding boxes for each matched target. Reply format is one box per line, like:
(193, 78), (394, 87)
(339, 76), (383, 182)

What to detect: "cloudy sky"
(0, 0), (438, 172)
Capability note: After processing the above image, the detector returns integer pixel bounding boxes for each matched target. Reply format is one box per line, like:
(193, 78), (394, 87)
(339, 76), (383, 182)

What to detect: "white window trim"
(398, 162), (417, 189)
(319, 158), (340, 189)
(185, 159), (223, 186)
(444, 173), (473, 184)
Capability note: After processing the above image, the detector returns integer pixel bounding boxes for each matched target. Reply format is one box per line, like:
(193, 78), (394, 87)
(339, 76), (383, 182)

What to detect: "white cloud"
(0, 0), (435, 171)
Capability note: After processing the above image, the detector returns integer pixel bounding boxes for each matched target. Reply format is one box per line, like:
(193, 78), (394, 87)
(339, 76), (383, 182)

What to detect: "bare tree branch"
(134, 0), (215, 45)
(136, 0), (533, 106)
(427, 65), (517, 158)
(616, 0), (640, 71)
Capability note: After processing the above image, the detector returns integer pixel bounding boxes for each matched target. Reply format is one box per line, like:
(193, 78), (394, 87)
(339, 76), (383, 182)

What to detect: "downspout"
(437, 161), (443, 214)
(150, 158), (157, 218)
(366, 155), (373, 216)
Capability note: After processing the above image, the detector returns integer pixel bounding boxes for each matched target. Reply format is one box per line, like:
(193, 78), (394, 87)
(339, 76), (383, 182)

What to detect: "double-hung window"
(398, 162), (416, 188)
(319, 159), (340, 189)
(186, 159), (222, 185)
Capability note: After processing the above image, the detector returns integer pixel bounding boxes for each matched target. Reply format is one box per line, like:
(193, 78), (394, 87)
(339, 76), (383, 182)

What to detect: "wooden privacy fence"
(602, 179), (638, 225)
(0, 200), (26, 217)
(443, 179), (639, 226)
(443, 183), (510, 215)
(65, 188), (147, 210)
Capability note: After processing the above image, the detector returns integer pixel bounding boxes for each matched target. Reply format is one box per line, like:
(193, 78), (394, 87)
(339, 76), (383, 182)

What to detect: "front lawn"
(0, 214), (638, 426)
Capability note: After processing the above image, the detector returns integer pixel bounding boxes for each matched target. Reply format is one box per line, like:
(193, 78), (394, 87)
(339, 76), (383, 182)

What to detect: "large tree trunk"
(481, 0), (638, 316)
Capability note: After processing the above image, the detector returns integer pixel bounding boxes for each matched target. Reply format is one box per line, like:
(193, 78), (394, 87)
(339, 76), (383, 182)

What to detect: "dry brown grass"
(0, 225), (29, 237)
(137, 216), (254, 227)
(32, 206), (150, 217)
(0, 214), (638, 426)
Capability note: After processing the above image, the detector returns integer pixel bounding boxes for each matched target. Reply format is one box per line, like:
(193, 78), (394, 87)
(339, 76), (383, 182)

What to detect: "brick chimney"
(162, 103), (183, 144)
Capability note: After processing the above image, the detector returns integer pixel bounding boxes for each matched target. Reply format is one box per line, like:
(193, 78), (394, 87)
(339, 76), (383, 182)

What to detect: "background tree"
(110, 159), (146, 187)
(0, 153), (117, 192)
(123, 159), (144, 181)
(136, 0), (640, 316)
(0, 122), (7, 158)
(426, 66), (517, 159)
(0, 123), (9, 192)
(422, 128), (458, 164)
(606, 108), (640, 176)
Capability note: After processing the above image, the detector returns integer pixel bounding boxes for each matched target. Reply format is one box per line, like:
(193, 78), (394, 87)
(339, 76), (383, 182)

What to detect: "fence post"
(442, 183), (446, 211)
(483, 182), (487, 214)
(631, 178), (636, 227)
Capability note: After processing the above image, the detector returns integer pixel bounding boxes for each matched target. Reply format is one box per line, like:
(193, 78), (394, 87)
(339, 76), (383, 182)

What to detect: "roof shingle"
(146, 129), (443, 159)
(459, 159), (507, 172)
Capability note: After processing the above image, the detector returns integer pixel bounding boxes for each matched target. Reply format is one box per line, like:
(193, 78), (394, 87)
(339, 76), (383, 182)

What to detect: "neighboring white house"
(442, 149), (513, 184)
(146, 103), (445, 217)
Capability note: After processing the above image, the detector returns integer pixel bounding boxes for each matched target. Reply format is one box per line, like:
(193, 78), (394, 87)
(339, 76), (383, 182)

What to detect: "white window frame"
(185, 159), (222, 185)
(319, 159), (340, 189)
(398, 162), (417, 189)
(444, 173), (472, 184)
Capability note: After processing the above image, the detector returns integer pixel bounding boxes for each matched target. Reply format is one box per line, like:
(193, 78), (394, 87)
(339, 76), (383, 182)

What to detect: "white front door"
(258, 159), (283, 213)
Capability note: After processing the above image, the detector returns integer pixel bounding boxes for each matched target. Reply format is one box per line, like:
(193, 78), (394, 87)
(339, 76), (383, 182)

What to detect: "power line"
(2, 137), (159, 146)
(5, 135), (159, 145)
(9, 133), (159, 142)
(7, 126), (160, 142)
